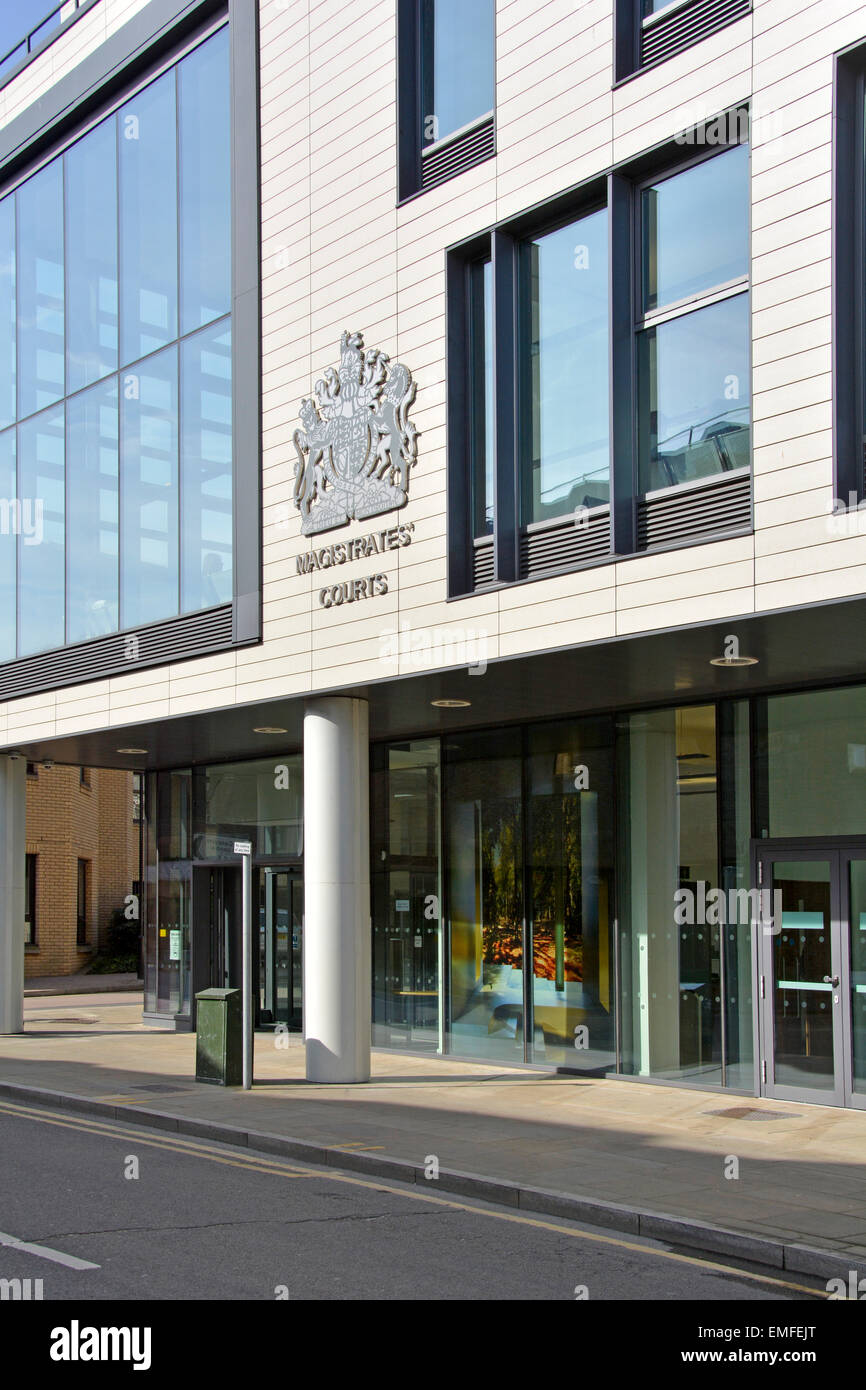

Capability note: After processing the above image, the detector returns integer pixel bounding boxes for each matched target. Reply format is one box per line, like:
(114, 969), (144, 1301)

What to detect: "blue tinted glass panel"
(18, 404), (65, 655)
(523, 208), (609, 524)
(119, 71), (178, 365)
(643, 145), (749, 312)
(180, 319), (232, 611)
(638, 292), (750, 492)
(179, 29), (230, 334)
(67, 378), (119, 642)
(17, 162), (64, 417)
(66, 119), (118, 392)
(0, 428), (15, 659)
(422, 0), (494, 144)
(120, 346), (178, 627)
(0, 195), (15, 429)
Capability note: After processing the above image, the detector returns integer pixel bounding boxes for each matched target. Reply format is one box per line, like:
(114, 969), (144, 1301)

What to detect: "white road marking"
(0, 1229), (99, 1270)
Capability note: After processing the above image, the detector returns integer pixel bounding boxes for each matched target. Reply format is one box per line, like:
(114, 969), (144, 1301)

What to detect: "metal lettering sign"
(293, 331), (417, 535)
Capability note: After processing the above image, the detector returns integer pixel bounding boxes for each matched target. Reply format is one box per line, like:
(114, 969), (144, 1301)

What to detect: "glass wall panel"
(178, 26), (230, 334)
(0, 194), (15, 429)
(197, 757), (303, 860)
(642, 145), (749, 312)
(157, 861), (191, 1015)
(67, 378), (119, 642)
(18, 405), (64, 656)
(156, 769), (192, 862)
(850, 857), (866, 1095)
(719, 700), (754, 1089)
(637, 293), (750, 492)
(120, 344), (178, 627)
(522, 207), (609, 523)
(17, 161), (64, 418)
(445, 729), (524, 1061)
(119, 70), (178, 365)
(760, 686), (866, 838)
(618, 706), (724, 1083)
(372, 740), (441, 1052)
(526, 719), (615, 1068)
(0, 428), (15, 659)
(421, 0), (494, 145)
(180, 319), (232, 611)
(469, 260), (493, 538)
(66, 119), (118, 392)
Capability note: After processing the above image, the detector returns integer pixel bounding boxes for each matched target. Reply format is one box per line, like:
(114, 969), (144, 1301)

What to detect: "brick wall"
(24, 765), (140, 978)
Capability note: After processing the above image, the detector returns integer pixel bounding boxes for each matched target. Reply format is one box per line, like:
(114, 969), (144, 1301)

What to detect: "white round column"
(0, 754), (26, 1035)
(303, 697), (371, 1083)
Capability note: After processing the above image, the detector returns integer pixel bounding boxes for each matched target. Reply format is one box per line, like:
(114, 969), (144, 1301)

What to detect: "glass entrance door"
(755, 843), (866, 1107)
(258, 869), (302, 1030)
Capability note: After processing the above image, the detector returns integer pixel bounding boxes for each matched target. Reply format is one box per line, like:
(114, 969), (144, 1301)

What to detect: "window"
(0, 25), (231, 661)
(26, 761), (37, 777)
(448, 132), (751, 594)
(397, 0), (495, 199)
(24, 853), (36, 945)
(834, 45), (866, 507)
(636, 145), (750, 493)
(80, 766), (91, 788)
(76, 859), (89, 947)
(615, 0), (752, 81)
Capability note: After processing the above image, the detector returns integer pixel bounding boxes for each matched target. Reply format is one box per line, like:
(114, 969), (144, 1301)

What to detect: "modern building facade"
(0, 0), (864, 1108)
(24, 762), (140, 978)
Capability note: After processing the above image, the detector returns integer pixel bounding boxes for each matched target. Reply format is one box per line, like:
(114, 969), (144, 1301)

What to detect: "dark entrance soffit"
(9, 593), (866, 771)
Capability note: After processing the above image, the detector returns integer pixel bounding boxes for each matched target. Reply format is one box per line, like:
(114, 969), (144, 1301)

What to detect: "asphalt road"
(0, 1098), (824, 1302)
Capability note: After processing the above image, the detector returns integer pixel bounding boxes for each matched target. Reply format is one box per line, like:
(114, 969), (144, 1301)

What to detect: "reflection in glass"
(638, 293), (750, 492)
(526, 720), (614, 1068)
(18, 405), (64, 655)
(523, 208), (609, 523)
(179, 27), (231, 334)
(66, 119), (118, 392)
(850, 860), (866, 1093)
(372, 740), (441, 1051)
(719, 700), (753, 1088)
(199, 757), (303, 860)
(446, 730), (524, 1061)
(0, 428), (14, 659)
(0, 194), (14, 429)
(642, 145), (749, 311)
(181, 319), (232, 611)
(469, 260), (493, 538)
(67, 378), (119, 642)
(770, 861), (834, 1090)
(421, 0), (494, 145)
(120, 345), (178, 627)
(618, 705), (723, 1081)
(119, 70), (178, 365)
(761, 686), (866, 838)
(17, 162), (64, 418)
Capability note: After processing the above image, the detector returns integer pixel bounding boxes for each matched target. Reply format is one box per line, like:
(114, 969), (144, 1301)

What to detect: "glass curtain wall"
(0, 24), (231, 659)
(372, 740), (442, 1051)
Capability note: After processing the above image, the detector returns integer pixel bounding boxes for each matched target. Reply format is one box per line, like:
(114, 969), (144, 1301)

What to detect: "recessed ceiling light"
(709, 655), (758, 667)
(431, 698), (471, 709)
(253, 726), (288, 734)
(116, 747), (147, 755)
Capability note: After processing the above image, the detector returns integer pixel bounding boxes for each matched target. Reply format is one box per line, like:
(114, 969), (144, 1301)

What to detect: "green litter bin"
(195, 987), (242, 1086)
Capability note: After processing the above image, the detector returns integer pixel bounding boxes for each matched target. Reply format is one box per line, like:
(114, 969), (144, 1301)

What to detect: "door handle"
(822, 975), (840, 988)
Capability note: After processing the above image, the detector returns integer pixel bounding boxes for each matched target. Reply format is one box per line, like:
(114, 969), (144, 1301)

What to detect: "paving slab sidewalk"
(2, 992), (865, 1283)
(24, 973), (143, 997)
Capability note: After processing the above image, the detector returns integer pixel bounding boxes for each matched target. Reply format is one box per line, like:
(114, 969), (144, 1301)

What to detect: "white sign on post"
(234, 840), (252, 855)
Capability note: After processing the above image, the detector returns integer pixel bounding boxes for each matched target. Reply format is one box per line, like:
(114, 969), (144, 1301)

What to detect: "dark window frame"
(614, 0), (753, 84)
(396, 0), (496, 203)
(80, 765), (91, 788)
(0, 0), (261, 692)
(834, 43), (866, 507)
(446, 116), (752, 597)
(76, 857), (89, 947)
(25, 852), (36, 945)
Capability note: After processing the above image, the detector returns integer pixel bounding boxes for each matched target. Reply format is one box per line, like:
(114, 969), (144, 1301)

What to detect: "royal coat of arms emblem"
(292, 331), (418, 536)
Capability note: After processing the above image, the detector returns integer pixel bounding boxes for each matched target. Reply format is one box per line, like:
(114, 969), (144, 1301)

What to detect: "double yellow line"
(0, 1097), (824, 1298)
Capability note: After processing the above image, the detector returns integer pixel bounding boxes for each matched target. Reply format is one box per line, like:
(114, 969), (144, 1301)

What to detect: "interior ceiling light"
(117, 747), (147, 755)
(709, 654), (758, 667)
(431, 698), (471, 709)
(253, 726), (287, 734)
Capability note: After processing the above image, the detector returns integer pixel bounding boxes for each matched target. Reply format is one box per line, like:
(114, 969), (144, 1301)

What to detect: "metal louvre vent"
(637, 471), (751, 551)
(520, 508), (611, 579)
(0, 604), (234, 702)
(640, 0), (751, 69)
(473, 536), (495, 588)
(420, 115), (495, 192)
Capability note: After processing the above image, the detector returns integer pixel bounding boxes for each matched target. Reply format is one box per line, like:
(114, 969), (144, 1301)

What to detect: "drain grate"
(704, 1106), (799, 1121)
